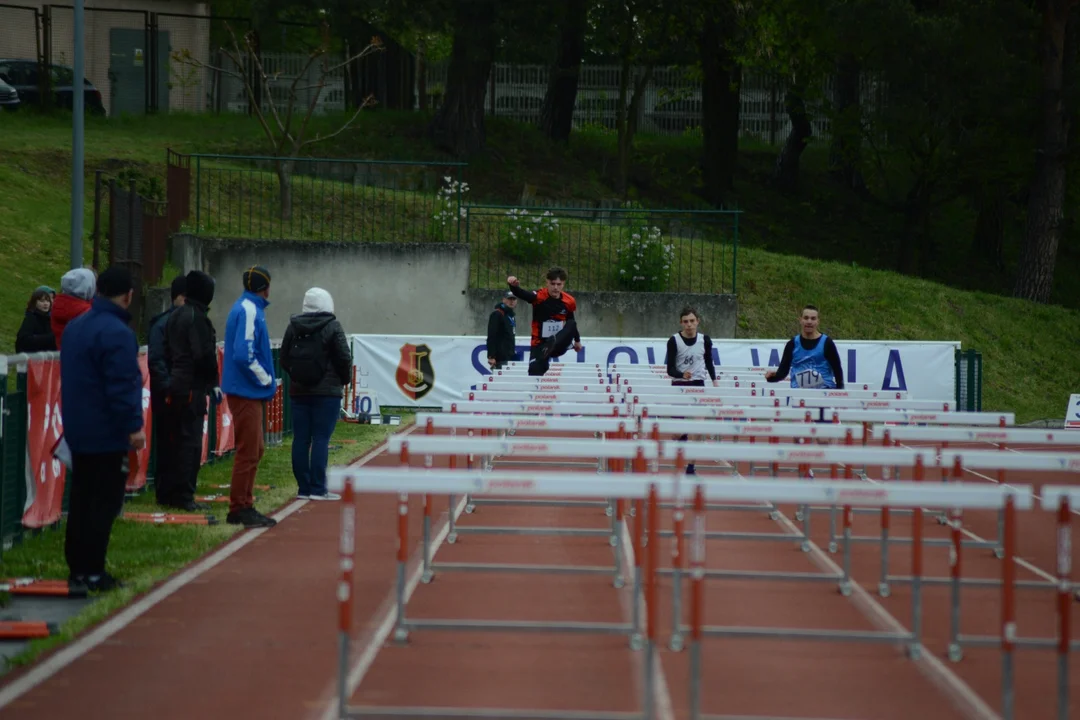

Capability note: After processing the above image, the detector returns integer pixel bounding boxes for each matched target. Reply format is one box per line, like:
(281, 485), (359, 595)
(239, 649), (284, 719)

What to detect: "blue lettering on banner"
(712, 348), (721, 366)
(607, 346), (638, 367)
(750, 348), (781, 367)
(647, 347), (655, 365)
(847, 349), (857, 383)
(882, 349), (908, 391)
(471, 345), (488, 375)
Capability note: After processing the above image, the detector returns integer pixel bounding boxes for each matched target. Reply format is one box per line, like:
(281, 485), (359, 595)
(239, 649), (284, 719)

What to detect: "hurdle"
(326, 466), (1037, 720)
(676, 477), (1036, 720)
(388, 433), (657, 615)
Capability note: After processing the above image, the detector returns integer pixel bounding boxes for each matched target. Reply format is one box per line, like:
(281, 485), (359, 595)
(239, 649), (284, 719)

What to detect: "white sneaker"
(296, 494), (310, 500)
(308, 492), (341, 501)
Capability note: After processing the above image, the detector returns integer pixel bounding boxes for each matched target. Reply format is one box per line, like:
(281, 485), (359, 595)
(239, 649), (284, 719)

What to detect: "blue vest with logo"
(790, 334), (837, 389)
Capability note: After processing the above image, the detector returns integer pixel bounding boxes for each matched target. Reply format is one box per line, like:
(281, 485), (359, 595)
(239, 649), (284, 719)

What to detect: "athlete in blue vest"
(765, 305), (844, 388)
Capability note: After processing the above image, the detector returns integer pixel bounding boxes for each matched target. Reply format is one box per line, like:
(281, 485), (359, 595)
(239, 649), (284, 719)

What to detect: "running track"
(0, 427), (1076, 719)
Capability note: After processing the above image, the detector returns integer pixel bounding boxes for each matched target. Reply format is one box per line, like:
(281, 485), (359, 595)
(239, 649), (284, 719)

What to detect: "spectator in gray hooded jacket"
(280, 287), (351, 501)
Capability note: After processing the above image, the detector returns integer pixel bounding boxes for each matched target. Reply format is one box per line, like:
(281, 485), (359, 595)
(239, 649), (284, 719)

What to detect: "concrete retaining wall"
(169, 235), (738, 339)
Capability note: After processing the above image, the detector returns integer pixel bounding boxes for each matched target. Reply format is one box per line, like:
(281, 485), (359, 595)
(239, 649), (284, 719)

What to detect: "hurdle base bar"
(452, 526), (613, 539)
(695, 625), (911, 644)
(345, 707), (643, 720)
(0, 621), (58, 639)
(954, 634), (1080, 651)
(122, 512), (218, 525)
(432, 562), (617, 576)
(468, 498), (609, 510)
(885, 575), (1059, 590)
(659, 568), (841, 583)
(400, 619), (633, 635)
(0, 578), (86, 598)
(657, 529), (802, 543)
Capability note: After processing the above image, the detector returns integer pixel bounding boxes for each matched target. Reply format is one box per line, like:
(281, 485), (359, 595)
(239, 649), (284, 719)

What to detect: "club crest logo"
(396, 343), (435, 400)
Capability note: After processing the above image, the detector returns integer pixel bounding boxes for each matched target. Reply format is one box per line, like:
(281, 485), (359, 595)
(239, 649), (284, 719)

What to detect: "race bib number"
(795, 369), (825, 389)
(541, 320), (564, 338)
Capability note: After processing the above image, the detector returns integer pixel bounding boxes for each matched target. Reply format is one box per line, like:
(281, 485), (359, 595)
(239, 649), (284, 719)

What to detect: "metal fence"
(173, 152), (468, 243)
(463, 204), (739, 294)
(168, 151), (740, 293)
(0, 346), (293, 554)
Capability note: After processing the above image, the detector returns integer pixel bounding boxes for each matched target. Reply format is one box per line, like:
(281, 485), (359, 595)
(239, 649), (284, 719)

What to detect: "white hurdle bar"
(329, 466), (1036, 720)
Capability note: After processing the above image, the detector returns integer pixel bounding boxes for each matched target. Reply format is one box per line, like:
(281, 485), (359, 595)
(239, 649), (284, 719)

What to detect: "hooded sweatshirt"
(281, 287), (352, 397)
(51, 268), (96, 349)
(163, 271), (219, 401)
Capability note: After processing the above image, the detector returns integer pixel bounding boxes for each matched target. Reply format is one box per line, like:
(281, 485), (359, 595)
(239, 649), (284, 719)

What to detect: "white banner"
(351, 334), (960, 408)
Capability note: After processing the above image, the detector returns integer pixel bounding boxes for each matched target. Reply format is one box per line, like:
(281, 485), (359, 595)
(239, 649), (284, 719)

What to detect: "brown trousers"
(227, 395), (266, 514)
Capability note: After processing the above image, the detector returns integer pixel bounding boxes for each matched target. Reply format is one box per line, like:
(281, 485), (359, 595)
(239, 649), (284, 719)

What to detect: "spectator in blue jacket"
(60, 266), (145, 592)
(221, 265), (278, 529)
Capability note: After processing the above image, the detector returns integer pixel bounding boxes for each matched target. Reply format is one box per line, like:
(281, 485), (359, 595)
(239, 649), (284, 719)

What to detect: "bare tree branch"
(300, 94), (379, 150)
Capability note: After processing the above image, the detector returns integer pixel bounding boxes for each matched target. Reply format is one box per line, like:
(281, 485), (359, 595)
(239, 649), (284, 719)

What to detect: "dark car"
(0, 77), (19, 111)
(0, 59), (105, 114)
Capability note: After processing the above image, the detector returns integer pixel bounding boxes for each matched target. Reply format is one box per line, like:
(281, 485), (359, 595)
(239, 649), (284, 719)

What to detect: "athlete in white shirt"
(663, 306), (718, 474)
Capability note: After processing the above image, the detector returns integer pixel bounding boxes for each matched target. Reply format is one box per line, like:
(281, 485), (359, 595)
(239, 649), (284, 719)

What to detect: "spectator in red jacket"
(51, 268), (96, 350)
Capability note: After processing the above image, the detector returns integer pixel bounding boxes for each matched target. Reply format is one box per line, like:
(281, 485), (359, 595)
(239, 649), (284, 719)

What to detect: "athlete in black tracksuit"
(486, 291), (518, 369)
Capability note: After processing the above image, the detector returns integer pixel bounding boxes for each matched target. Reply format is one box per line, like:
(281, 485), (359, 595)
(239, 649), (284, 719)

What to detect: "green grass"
(0, 415), (412, 672)
(1, 109), (1078, 421)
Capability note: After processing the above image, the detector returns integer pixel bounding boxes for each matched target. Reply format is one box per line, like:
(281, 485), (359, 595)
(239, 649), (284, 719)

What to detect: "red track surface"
(0, 428), (1076, 720)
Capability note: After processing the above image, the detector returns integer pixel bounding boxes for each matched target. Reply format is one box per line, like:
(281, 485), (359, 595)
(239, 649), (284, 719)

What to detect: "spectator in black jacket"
(281, 287), (352, 501)
(148, 275), (186, 413)
(158, 271), (220, 511)
(15, 288), (57, 354)
(485, 291), (518, 369)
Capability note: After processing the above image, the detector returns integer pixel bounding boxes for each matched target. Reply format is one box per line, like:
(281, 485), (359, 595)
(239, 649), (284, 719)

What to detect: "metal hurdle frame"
(331, 468), (666, 720)
(675, 477), (1037, 720)
(387, 432), (659, 651)
(328, 465), (1040, 720)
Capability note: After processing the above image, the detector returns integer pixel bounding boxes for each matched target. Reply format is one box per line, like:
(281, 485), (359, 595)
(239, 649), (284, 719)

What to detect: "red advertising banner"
(214, 347), (235, 456)
(125, 354), (153, 492)
(22, 360), (67, 528)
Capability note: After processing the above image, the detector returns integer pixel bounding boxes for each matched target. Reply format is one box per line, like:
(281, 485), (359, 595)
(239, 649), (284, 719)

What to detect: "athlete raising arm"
(765, 304), (845, 389)
(507, 266), (584, 377)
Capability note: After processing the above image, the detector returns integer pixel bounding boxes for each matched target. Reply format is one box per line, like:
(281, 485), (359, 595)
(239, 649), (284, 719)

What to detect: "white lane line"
(617, 517), (675, 720)
(315, 491), (466, 720)
(0, 422), (409, 713)
(766, 507), (1001, 720)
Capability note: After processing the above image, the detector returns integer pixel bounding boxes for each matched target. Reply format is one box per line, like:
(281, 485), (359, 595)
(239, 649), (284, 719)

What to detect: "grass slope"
(1, 110), (1078, 420)
(0, 416), (411, 672)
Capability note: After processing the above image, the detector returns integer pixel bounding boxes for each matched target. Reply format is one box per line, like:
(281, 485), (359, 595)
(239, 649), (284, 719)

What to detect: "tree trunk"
(539, 0), (588, 142)
(429, 0), (498, 157)
(773, 87), (812, 193)
(828, 53), (865, 192)
(615, 64), (653, 197)
(699, 13), (741, 206)
(971, 185), (1006, 271)
(1013, 0), (1077, 302)
(896, 181), (931, 274)
(417, 37), (428, 112)
(276, 159), (293, 222)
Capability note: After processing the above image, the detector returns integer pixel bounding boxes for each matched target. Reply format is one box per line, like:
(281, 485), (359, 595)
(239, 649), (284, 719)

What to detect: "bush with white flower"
(497, 208), (559, 264)
(614, 224), (675, 292)
(430, 175), (469, 241)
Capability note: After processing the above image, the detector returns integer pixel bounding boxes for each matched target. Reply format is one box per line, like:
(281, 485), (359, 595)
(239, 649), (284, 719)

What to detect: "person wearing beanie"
(59, 266), (145, 592)
(220, 265), (277, 528)
(486, 290), (518, 369)
(158, 271), (220, 511)
(281, 287), (351, 501)
(51, 268), (96, 350)
(148, 275), (187, 414)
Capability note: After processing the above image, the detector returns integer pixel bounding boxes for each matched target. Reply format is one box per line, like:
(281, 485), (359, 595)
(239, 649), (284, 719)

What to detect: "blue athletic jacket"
(59, 297), (144, 455)
(221, 291), (276, 400)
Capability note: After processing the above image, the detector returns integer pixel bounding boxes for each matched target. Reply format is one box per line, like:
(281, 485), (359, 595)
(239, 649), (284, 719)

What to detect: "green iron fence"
(181, 152), (468, 244)
(954, 349), (983, 412)
(461, 204), (740, 294)
(169, 151), (741, 294)
(0, 345), (295, 556)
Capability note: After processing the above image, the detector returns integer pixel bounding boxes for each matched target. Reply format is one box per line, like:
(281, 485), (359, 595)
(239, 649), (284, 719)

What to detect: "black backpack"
(286, 326), (328, 386)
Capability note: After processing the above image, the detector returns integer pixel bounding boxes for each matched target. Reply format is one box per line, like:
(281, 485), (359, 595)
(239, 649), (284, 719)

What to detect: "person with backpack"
(280, 287), (352, 501)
